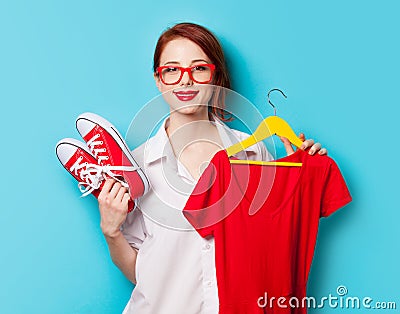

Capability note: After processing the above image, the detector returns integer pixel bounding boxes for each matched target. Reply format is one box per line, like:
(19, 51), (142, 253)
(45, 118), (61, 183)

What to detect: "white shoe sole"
(56, 138), (94, 166)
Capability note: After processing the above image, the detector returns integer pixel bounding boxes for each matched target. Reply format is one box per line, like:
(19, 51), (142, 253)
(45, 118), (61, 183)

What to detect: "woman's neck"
(166, 108), (222, 159)
(166, 109), (211, 137)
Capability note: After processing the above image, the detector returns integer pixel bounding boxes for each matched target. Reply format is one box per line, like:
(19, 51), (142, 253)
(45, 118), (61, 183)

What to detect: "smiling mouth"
(173, 90), (199, 101)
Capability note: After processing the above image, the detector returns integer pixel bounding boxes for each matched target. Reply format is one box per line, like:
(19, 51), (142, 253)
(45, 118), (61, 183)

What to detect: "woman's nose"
(180, 69), (193, 86)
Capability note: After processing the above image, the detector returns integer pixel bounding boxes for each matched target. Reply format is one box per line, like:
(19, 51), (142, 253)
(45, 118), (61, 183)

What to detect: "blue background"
(1, 0), (399, 313)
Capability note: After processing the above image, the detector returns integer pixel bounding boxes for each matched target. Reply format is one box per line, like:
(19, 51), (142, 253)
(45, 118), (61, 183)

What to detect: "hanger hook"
(267, 88), (287, 116)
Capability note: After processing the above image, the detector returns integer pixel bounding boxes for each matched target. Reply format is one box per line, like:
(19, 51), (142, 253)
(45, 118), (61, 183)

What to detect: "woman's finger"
(98, 179), (115, 203)
(308, 142), (322, 155)
(122, 192), (130, 207)
(318, 148), (328, 155)
(301, 139), (315, 150)
(109, 181), (122, 199)
(280, 136), (295, 156)
(116, 186), (129, 203)
(101, 178), (116, 194)
(298, 133), (306, 149)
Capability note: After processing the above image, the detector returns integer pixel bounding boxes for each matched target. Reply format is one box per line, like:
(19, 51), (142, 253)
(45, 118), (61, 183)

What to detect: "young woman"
(97, 23), (326, 313)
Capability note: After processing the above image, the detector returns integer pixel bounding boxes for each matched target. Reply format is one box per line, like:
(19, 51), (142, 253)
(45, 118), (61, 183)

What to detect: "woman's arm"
(103, 232), (138, 284)
(98, 179), (138, 284)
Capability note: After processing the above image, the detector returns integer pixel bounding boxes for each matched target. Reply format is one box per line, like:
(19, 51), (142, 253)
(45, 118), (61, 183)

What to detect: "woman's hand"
(97, 178), (130, 238)
(281, 133), (328, 156)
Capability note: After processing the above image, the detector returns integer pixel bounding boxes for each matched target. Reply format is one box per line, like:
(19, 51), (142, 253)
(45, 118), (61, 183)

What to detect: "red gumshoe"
(75, 112), (150, 202)
(56, 138), (135, 212)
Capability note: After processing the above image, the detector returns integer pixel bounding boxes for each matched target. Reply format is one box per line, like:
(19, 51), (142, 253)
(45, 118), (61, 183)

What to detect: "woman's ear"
(154, 73), (162, 92)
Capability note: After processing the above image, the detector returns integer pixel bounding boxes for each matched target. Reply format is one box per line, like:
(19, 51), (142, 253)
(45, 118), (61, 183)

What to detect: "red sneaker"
(56, 138), (136, 211)
(76, 112), (149, 201)
(56, 138), (105, 198)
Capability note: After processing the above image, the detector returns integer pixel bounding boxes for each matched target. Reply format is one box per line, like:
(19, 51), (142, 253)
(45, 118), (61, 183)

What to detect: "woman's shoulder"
(130, 141), (147, 167)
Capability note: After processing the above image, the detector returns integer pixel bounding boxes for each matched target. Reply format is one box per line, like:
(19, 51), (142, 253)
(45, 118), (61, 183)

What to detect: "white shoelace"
(70, 156), (138, 197)
(87, 133), (109, 163)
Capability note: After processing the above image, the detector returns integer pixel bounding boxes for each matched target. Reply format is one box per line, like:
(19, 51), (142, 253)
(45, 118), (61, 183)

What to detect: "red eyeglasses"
(156, 64), (215, 85)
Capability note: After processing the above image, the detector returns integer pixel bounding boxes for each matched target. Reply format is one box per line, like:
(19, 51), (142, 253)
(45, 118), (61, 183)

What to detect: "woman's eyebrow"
(162, 59), (210, 66)
(163, 61), (180, 66)
(191, 59), (209, 64)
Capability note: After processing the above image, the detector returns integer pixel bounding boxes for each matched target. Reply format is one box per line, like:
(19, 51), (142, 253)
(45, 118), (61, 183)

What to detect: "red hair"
(153, 23), (231, 120)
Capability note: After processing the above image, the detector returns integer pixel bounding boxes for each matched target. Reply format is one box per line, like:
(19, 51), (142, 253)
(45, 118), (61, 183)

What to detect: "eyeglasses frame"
(156, 63), (216, 85)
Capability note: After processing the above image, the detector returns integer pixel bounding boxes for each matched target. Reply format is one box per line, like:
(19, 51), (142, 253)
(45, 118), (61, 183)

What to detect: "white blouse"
(122, 116), (270, 314)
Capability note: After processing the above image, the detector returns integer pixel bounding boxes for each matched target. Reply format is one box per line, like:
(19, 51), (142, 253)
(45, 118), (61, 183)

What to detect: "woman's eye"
(193, 66), (207, 71)
(165, 67), (179, 73)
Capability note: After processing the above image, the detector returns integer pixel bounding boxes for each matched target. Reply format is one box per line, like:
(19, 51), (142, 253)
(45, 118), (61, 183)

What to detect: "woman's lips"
(173, 90), (199, 101)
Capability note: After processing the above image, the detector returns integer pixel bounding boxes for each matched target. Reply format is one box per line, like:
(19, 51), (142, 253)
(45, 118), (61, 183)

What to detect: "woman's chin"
(172, 104), (207, 116)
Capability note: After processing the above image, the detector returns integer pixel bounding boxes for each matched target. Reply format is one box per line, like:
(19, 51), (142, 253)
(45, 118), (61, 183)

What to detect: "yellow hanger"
(225, 89), (303, 166)
(229, 159), (302, 166)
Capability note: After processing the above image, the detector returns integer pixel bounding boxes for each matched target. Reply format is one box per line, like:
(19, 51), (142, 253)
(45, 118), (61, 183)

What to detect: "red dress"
(183, 149), (352, 314)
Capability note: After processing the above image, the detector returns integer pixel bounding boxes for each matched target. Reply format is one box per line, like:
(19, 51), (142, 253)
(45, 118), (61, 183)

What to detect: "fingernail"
(309, 149), (315, 155)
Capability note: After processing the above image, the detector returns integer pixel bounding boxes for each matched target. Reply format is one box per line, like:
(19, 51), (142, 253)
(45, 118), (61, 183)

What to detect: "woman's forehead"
(160, 38), (210, 64)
